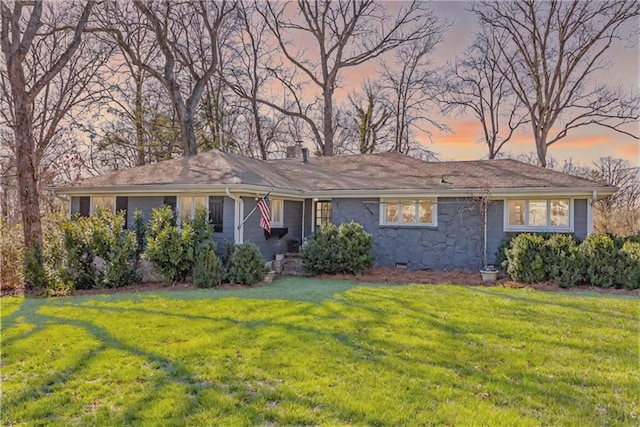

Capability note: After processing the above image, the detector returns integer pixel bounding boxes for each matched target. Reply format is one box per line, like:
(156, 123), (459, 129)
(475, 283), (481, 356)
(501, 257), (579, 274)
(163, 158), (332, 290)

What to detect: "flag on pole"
(257, 194), (271, 233)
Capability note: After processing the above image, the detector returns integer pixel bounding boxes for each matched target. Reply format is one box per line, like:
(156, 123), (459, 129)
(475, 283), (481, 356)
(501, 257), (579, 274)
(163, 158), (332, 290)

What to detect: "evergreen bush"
(133, 209), (146, 264)
(619, 241), (640, 290)
(544, 234), (585, 288)
(61, 209), (139, 289)
(301, 222), (374, 275)
(145, 206), (195, 282)
(580, 234), (619, 288)
(227, 242), (267, 285)
(193, 240), (225, 288)
(505, 233), (547, 283)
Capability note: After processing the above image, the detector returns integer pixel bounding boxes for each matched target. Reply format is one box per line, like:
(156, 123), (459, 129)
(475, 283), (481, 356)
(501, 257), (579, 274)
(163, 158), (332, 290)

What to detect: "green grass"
(1, 278), (638, 426)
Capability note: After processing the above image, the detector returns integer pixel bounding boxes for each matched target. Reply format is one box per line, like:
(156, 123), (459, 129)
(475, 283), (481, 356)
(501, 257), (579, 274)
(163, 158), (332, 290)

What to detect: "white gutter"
(226, 188), (244, 244)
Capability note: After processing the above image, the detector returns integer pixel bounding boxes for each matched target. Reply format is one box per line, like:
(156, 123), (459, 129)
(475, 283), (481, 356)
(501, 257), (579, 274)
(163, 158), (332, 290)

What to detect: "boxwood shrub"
(301, 222), (374, 275)
(227, 242), (267, 285)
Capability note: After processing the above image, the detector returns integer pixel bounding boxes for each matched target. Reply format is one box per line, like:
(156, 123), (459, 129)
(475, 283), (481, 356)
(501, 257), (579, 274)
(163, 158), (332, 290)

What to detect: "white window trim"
(379, 198), (438, 227)
(177, 195), (208, 224)
(270, 198), (284, 227)
(91, 196), (115, 214)
(503, 198), (574, 232)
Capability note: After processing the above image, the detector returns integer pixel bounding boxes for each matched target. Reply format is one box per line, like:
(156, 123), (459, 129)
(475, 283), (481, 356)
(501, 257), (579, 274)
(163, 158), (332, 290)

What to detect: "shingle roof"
(60, 150), (611, 193)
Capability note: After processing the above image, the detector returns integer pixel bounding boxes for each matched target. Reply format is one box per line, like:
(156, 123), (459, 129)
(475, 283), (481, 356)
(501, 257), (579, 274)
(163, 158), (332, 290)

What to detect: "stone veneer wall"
(331, 197), (484, 271)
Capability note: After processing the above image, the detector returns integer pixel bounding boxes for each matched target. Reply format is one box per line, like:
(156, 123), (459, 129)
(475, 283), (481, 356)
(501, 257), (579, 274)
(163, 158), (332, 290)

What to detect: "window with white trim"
(506, 199), (571, 230)
(92, 196), (115, 213)
(381, 199), (436, 226)
(270, 198), (284, 226)
(178, 195), (207, 224)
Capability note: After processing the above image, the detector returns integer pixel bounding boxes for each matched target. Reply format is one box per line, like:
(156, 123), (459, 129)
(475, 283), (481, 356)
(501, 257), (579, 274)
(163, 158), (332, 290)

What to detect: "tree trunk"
(322, 86), (334, 156)
(14, 118), (43, 249)
(134, 69), (146, 166)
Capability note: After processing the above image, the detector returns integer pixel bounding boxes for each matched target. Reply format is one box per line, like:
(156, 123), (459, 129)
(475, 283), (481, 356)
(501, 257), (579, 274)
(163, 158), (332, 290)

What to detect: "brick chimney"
(286, 141), (303, 159)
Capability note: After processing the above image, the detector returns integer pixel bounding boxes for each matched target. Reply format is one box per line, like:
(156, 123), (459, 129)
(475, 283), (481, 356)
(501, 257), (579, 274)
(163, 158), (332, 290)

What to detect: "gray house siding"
(486, 200), (505, 266)
(573, 199), (588, 239)
(331, 197), (484, 270)
(242, 198), (303, 261)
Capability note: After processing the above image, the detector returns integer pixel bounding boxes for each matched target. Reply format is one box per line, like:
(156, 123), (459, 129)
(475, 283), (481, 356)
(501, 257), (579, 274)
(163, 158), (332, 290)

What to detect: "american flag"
(257, 194), (271, 233)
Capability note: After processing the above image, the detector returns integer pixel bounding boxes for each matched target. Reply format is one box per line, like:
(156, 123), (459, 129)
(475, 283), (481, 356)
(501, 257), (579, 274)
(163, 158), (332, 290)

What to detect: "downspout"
(483, 197), (488, 268)
(226, 188), (244, 244)
(301, 198), (305, 242)
(587, 190), (596, 235)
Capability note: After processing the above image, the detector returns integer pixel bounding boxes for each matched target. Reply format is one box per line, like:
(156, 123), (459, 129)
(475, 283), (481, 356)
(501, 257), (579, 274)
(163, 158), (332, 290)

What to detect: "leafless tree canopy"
(255, 0), (446, 156)
(441, 28), (529, 159)
(472, 0), (640, 167)
(100, 0), (237, 156)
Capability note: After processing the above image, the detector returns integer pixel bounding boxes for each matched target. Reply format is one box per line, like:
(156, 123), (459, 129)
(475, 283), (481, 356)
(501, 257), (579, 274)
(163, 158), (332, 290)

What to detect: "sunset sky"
(339, 1), (639, 167)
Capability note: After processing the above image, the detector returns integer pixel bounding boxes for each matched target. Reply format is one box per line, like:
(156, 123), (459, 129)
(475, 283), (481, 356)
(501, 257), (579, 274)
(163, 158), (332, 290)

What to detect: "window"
(208, 196), (224, 232)
(178, 195), (206, 224)
(270, 198), (284, 226)
(78, 196), (90, 217)
(315, 201), (332, 229)
(506, 199), (571, 230)
(92, 196), (114, 213)
(382, 199), (436, 226)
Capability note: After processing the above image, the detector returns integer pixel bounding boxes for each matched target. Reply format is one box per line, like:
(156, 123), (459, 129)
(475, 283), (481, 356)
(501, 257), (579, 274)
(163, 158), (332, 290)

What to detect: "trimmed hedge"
(501, 232), (640, 289)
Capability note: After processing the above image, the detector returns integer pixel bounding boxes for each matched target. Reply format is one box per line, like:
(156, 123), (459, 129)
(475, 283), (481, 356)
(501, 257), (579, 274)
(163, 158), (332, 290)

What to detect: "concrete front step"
(271, 253), (309, 275)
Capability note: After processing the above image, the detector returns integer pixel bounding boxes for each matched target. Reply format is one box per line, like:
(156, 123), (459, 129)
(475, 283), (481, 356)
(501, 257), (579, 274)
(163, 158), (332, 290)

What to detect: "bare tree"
(381, 36), (447, 156)
(222, 1), (290, 159)
(102, 0), (236, 156)
(1, 0), (97, 252)
(257, 0), (445, 156)
(472, 1), (640, 167)
(441, 29), (528, 159)
(346, 80), (391, 154)
(591, 156), (640, 236)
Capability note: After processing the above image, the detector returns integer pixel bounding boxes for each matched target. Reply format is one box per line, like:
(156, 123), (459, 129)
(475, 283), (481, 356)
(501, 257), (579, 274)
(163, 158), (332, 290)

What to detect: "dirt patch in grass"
(4, 267), (638, 297)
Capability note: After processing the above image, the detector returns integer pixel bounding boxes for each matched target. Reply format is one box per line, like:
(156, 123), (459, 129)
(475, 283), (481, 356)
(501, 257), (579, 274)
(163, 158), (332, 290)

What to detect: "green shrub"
(495, 234), (517, 270)
(505, 233), (547, 283)
(580, 234), (620, 288)
(193, 240), (225, 288)
(0, 219), (24, 292)
(191, 208), (214, 248)
(133, 209), (146, 264)
(619, 241), (640, 290)
(302, 223), (340, 274)
(145, 206), (195, 282)
(227, 242), (267, 285)
(220, 239), (235, 268)
(301, 222), (374, 275)
(544, 234), (585, 288)
(61, 209), (139, 289)
(23, 242), (48, 290)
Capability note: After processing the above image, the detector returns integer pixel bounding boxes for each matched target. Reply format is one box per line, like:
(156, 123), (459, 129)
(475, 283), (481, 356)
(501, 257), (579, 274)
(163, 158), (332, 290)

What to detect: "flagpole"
(237, 188), (273, 230)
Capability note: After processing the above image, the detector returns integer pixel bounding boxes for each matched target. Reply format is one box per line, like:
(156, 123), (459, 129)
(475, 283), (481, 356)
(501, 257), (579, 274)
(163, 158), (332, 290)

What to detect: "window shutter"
(79, 197), (90, 217)
(115, 196), (129, 229)
(208, 196), (224, 233)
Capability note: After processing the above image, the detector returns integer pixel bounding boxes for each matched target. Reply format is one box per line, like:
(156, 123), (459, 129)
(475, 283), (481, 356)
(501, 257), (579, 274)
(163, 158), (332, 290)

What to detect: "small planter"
(480, 266), (499, 283)
(263, 271), (276, 283)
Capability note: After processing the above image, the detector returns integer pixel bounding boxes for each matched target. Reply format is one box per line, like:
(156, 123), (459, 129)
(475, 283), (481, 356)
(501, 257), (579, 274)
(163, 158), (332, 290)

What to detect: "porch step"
(272, 253), (310, 276)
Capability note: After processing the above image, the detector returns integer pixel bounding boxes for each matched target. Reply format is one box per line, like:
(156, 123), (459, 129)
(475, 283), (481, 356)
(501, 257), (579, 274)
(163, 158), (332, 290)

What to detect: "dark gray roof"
(62, 150), (609, 192)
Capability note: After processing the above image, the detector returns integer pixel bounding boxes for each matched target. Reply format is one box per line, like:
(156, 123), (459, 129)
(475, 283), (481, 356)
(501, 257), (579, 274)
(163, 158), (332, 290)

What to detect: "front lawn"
(1, 278), (638, 425)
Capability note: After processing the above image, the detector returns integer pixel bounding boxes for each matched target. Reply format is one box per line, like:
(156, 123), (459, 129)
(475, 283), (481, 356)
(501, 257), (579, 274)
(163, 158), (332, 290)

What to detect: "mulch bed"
(3, 267), (638, 297)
